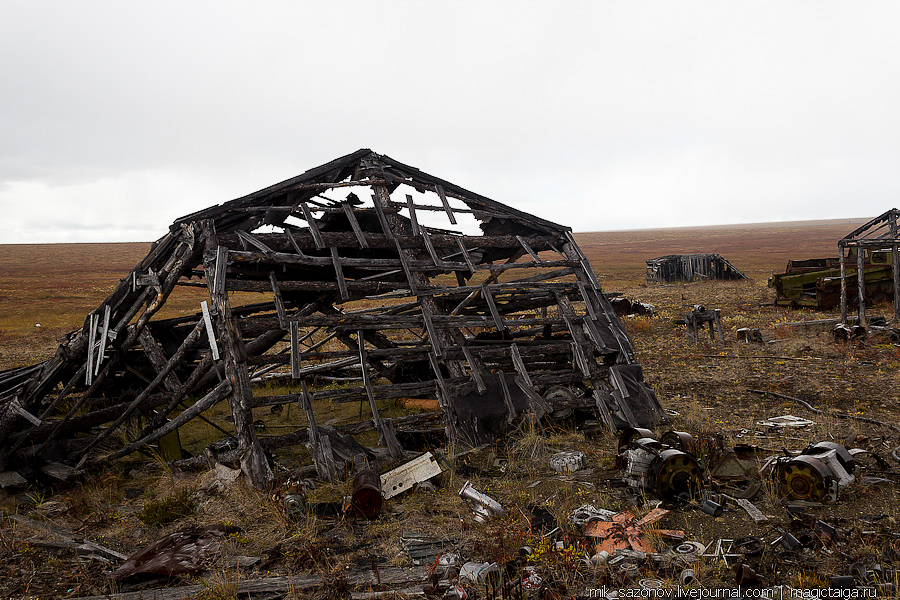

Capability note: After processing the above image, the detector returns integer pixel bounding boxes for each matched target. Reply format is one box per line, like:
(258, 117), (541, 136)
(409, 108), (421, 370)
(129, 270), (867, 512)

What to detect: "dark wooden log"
(203, 221), (273, 489)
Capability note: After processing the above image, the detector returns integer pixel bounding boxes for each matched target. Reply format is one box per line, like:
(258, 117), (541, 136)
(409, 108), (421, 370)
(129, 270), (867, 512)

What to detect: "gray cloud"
(2, 1), (899, 242)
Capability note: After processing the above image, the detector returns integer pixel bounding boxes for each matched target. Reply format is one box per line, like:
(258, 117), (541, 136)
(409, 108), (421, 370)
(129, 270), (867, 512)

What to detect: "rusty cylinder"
(352, 469), (383, 518)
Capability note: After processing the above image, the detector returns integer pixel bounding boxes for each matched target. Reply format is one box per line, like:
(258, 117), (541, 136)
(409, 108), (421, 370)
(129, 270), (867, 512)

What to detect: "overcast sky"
(2, 2), (900, 243)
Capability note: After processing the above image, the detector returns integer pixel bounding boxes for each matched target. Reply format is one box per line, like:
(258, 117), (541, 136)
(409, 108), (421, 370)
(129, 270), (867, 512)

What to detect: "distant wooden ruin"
(646, 253), (748, 284)
(0, 149), (664, 488)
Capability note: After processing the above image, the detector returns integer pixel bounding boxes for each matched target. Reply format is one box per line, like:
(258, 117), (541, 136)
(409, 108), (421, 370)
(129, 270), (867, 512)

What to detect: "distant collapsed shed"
(646, 253), (748, 284)
(0, 150), (665, 488)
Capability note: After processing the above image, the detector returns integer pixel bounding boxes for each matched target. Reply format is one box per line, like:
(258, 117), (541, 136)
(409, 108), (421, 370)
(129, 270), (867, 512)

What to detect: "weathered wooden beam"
(405, 194), (421, 236)
(203, 220), (273, 489)
(358, 330), (402, 458)
(331, 246), (350, 301)
(341, 201), (369, 248)
(138, 328), (182, 394)
(298, 202), (325, 249)
(434, 184), (457, 224)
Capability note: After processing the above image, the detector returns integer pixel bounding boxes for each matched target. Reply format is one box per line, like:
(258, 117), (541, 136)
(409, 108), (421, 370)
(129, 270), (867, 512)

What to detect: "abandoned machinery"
(616, 429), (864, 504)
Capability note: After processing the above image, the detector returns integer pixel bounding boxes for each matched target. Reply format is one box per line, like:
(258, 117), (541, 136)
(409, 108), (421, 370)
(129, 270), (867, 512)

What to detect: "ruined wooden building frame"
(0, 149), (664, 488)
(839, 208), (900, 325)
(645, 253), (748, 284)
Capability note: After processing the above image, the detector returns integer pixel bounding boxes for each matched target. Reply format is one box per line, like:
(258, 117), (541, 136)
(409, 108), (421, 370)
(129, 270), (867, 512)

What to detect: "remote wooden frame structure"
(0, 149), (664, 488)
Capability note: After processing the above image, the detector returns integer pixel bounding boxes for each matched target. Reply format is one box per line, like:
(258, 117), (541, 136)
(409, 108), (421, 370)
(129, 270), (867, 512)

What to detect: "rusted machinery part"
(805, 441), (856, 474)
(777, 455), (833, 502)
(351, 469), (383, 518)
(655, 449), (703, 500)
(660, 431), (698, 456)
(618, 427), (657, 451)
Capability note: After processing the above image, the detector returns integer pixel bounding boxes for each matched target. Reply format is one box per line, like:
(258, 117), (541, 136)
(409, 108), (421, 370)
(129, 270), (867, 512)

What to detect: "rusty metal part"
(618, 427), (657, 451)
(459, 481), (504, 523)
(734, 564), (760, 586)
(655, 449), (703, 500)
(351, 469), (383, 518)
(776, 455), (835, 502)
(701, 499), (723, 517)
(660, 431), (697, 455)
(805, 441), (856, 475)
(583, 508), (683, 554)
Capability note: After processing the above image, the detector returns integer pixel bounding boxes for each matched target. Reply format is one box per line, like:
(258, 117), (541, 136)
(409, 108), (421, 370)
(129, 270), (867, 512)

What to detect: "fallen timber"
(0, 149), (665, 488)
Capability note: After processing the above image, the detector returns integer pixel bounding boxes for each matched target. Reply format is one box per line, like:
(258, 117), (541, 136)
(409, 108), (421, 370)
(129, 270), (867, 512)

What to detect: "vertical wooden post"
(857, 247), (866, 326)
(202, 222), (272, 489)
(839, 246), (847, 325)
(891, 215), (900, 322)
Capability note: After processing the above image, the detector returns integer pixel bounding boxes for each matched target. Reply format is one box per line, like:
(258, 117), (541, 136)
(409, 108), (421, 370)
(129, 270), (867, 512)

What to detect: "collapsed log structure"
(646, 253), (747, 284)
(0, 149), (664, 488)
(839, 208), (900, 325)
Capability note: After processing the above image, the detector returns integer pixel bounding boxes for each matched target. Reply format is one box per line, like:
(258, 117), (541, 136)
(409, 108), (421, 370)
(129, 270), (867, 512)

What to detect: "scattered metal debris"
(400, 532), (457, 566)
(381, 451), (446, 500)
(757, 414), (816, 428)
(458, 481), (504, 523)
(583, 508), (683, 554)
(549, 450), (586, 473)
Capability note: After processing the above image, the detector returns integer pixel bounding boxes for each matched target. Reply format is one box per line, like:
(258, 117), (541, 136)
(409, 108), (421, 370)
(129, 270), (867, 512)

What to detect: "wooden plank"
(509, 343), (532, 388)
(455, 238), (476, 274)
(405, 194), (421, 236)
(269, 272), (288, 329)
(299, 202), (325, 249)
(236, 230), (275, 254)
(434, 184), (457, 224)
(85, 312), (98, 386)
(460, 346), (487, 393)
(857, 248), (866, 325)
(481, 284), (507, 333)
(372, 194), (396, 241)
(70, 567), (429, 600)
(138, 328), (182, 394)
(213, 245), (228, 295)
(290, 321), (301, 379)
(516, 235), (542, 263)
(358, 330), (402, 458)
(331, 246), (350, 301)
(94, 305), (111, 376)
(285, 230), (306, 257)
(421, 230), (445, 267)
(419, 301), (442, 357)
(608, 365), (637, 425)
(392, 239), (418, 295)
(496, 372), (517, 424)
(200, 301), (220, 360)
(342, 201), (369, 248)
(301, 379), (337, 482)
